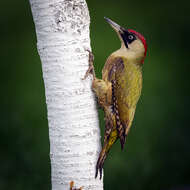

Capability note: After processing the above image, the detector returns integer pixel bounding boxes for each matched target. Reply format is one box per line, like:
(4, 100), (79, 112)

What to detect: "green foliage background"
(1, 0), (190, 190)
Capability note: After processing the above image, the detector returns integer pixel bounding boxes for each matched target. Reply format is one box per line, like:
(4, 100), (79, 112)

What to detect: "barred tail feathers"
(95, 129), (118, 179)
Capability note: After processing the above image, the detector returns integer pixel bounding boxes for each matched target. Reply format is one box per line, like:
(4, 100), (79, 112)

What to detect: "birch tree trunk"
(29, 0), (103, 190)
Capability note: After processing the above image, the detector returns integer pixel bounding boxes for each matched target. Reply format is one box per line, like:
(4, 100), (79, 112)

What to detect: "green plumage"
(93, 54), (143, 179)
(83, 18), (147, 179)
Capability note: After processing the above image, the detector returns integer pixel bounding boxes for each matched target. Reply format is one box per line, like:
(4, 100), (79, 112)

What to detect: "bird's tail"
(95, 143), (108, 180)
(95, 131), (118, 180)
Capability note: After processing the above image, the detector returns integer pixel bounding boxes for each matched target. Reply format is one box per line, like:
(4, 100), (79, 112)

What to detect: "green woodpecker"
(84, 17), (147, 179)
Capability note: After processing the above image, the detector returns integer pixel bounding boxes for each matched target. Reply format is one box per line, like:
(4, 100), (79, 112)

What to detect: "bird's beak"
(104, 17), (125, 34)
(104, 17), (130, 48)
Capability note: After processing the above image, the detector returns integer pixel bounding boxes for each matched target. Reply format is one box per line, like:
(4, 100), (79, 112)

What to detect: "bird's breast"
(117, 62), (142, 108)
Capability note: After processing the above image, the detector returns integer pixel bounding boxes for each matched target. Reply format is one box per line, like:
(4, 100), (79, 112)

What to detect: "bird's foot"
(83, 49), (95, 80)
(70, 181), (83, 190)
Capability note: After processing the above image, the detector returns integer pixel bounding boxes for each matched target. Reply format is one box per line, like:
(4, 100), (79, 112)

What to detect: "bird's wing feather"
(106, 57), (128, 149)
(105, 56), (142, 149)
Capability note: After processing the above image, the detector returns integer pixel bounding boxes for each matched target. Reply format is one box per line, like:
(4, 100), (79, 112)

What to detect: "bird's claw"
(82, 49), (95, 80)
(86, 49), (94, 63)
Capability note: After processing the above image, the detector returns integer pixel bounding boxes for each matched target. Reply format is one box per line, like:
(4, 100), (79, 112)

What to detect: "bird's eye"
(128, 35), (134, 40)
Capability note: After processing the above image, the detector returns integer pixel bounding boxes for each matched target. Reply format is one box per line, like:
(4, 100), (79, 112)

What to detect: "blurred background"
(0, 0), (190, 190)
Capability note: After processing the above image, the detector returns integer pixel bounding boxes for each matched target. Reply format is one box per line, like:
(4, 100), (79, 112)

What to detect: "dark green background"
(1, 0), (190, 190)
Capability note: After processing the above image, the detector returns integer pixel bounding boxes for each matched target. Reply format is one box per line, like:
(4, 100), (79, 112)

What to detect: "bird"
(84, 17), (147, 179)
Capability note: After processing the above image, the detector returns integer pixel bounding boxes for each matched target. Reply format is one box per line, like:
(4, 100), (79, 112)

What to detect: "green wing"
(107, 56), (142, 149)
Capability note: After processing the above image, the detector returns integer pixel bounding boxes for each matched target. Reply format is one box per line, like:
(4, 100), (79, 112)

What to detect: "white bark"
(29, 0), (103, 190)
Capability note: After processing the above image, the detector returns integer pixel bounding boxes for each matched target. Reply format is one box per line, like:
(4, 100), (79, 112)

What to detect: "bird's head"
(105, 17), (147, 64)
